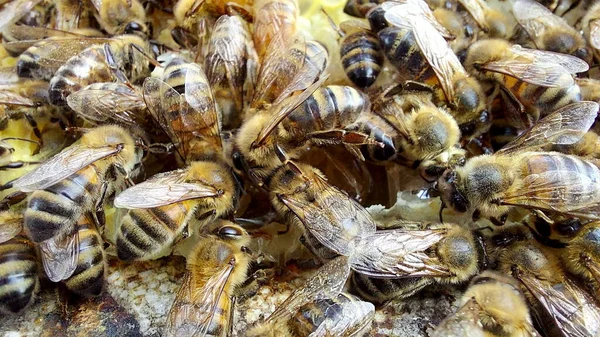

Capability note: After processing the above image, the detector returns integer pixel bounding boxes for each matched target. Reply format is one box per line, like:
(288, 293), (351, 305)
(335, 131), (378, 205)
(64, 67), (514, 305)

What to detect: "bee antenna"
(321, 8), (344, 38)
(274, 144), (289, 164)
(131, 43), (162, 68)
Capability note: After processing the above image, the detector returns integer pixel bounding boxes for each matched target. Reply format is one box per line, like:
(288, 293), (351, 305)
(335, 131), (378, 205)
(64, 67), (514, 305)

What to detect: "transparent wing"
(510, 45), (589, 74)
(513, 0), (578, 48)
(40, 224), (80, 282)
(4, 25), (83, 41)
(350, 228), (452, 278)
(279, 169), (376, 256)
(114, 169), (220, 209)
(309, 296), (374, 337)
(67, 85), (146, 126)
(253, 75), (328, 147)
(264, 256), (351, 326)
(481, 59), (575, 88)
(457, 0), (488, 31)
(498, 101), (598, 154)
(589, 20), (600, 50)
(0, 90), (35, 106)
(165, 262), (234, 337)
(518, 273), (600, 337)
(381, 0), (454, 39)
(11, 144), (122, 192)
(0, 215), (22, 244)
(0, 0), (42, 31)
(431, 298), (485, 337)
(183, 63), (221, 150)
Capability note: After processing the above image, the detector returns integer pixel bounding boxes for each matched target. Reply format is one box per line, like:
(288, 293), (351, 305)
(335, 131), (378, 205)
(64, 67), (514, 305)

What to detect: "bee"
(0, 137), (40, 170)
(89, 0), (150, 37)
(343, 0), (384, 18)
(431, 7), (475, 58)
(247, 256), (357, 337)
(465, 39), (588, 129)
(339, 20), (385, 88)
(143, 54), (222, 163)
(8, 125), (142, 282)
(113, 161), (237, 262)
(165, 221), (252, 337)
(351, 83), (465, 181)
(204, 15), (258, 130)
(431, 270), (540, 337)
(253, 0), (299, 59)
(436, 101), (600, 224)
(236, 82), (377, 183)
(456, 0), (511, 39)
(496, 236), (600, 337)
(512, 0), (592, 64)
(54, 0), (95, 31)
(0, 211), (39, 314)
(383, 1), (491, 140)
(48, 34), (155, 107)
(581, 2), (600, 63)
(350, 222), (486, 303)
(62, 214), (106, 297)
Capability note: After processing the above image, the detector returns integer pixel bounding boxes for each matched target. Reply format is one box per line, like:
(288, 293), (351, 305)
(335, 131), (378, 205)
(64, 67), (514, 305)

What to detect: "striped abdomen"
(346, 114), (398, 162)
(519, 153), (600, 212)
(340, 29), (384, 88)
(0, 234), (39, 313)
(48, 45), (115, 106)
(116, 201), (196, 261)
(284, 86), (368, 141)
(63, 217), (106, 297)
(378, 27), (436, 83)
(24, 166), (101, 243)
(502, 76), (582, 124)
(344, 0), (385, 17)
(350, 272), (433, 303)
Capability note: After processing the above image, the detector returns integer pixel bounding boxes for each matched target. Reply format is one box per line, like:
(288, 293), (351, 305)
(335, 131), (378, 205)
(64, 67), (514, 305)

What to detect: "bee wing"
(264, 256), (351, 326)
(518, 273), (600, 337)
(11, 144), (123, 192)
(89, 0), (101, 12)
(499, 169), (600, 219)
(183, 63), (222, 150)
(4, 25), (83, 40)
(0, 90), (35, 106)
(386, 6), (465, 103)
(349, 228), (452, 278)
(457, 0), (488, 31)
(513, 0), (575, 46)
(589, 20), (600, 50)
(431, 298), (485, 337)
(114, 169), (220, 209)
(0, 66), (18, 84)
(0, 0), (42, 31)
(510, 45), (589, 74)
(67, 86), (146, 126)
(253, 75), (328, 147)
(165, 262), (235, 337)
(381, 0), (454, 39)
(309, 298), (375, 337)
(481, 59), (575, 88)
(498, 101), (598, 155)
(279, 174), (376, 256)
(39, 224), (80, 282)
(0, 216), (22, 244)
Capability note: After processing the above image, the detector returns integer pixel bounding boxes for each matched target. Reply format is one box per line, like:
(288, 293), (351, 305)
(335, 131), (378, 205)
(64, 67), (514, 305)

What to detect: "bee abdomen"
(350, 272), (432, 303)
(64, 224), (105, 297)
(116, 208), (178, 261)
(48, 46), (114, 106)
(341, 30), (384, 88)
(0, 235), (39, 313)
(378, 27), (430, 80)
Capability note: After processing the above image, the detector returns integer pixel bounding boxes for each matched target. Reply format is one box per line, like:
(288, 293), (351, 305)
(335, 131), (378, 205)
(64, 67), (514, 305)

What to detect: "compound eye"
(125, 22), (144, 34)
(218, 226), (243, 239)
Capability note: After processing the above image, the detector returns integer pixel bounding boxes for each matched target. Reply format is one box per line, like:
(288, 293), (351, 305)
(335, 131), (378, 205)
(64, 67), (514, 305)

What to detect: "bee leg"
(235, 268), (275, 301)
(103, 43), (133, 87)
(0, 191), (27, 211)
(224, 2), (254, 22)
(24, 113), (42, 155)
(489, 214), (508, 227)
(228, 296), (236, 336)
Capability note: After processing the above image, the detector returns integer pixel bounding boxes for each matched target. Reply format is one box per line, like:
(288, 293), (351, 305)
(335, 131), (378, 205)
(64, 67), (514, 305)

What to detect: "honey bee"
(432, 270), (540, 337)
(9, 125), (142, 282)
(113, 161), (237, 262)
(143, 54), (222, 163)
(343, 0), (384, 18)
(0, 211), (39, 314)
(512, 0), (592, 64)
(62, 214), (106, 297)
(456, 0), (511, 39)
(581, 2), (600, 63)
(465, 39), (588, 129)
(204, 14), (257, 130)
(353, 83), (465, 181)
(253, 0), (298, 59)
(496, 237), (600, 337)
(48, 34), (155, 106)
(89, 0), (150, 37)
(339, 20), (385, 88)
(165, 221), (252, 337)
(247, 256), (355, 337)
(350, 222), (486, 303)
(383, 1), (490, 140)
(436, 101), (600, 224)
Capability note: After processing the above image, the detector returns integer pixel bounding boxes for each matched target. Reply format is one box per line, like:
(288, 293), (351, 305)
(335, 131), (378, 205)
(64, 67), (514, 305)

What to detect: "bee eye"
(125, 22), (144, 34)
(218, 226), (243, 239)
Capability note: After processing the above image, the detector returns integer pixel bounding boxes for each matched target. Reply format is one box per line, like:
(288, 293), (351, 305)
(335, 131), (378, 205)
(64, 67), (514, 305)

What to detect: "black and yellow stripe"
(0, 234), (39, 313)
(341, 28), (384, 88)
